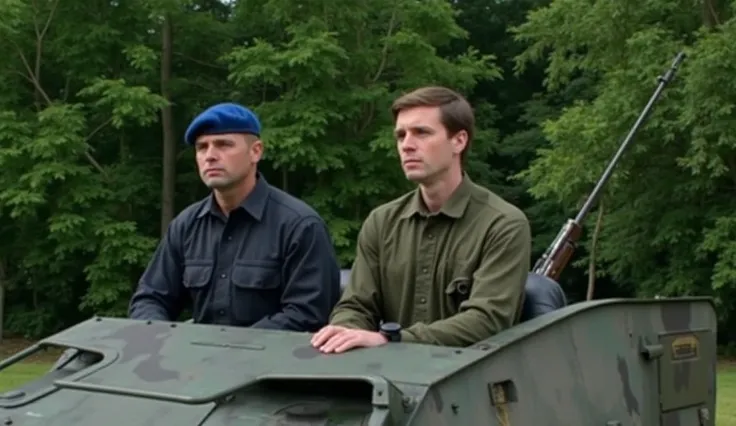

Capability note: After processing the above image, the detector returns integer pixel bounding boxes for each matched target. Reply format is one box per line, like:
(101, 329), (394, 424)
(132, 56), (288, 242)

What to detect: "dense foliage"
(0, 0), (733, 350)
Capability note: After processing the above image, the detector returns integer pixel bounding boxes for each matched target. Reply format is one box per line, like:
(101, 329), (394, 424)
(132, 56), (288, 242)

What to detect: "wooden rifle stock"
(531, 51), (686, 281)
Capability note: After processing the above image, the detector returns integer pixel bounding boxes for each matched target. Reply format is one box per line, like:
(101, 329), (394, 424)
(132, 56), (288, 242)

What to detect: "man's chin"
(404, 170), (427, 183)
(203, 178), (234, 189)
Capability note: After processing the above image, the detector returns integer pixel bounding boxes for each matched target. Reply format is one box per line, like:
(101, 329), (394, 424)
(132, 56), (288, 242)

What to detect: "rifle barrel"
(532, 51), (686, 280)
(574, 51), (685, 224)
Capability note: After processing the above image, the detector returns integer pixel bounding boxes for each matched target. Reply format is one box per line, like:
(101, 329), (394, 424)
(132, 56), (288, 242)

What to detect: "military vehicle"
(0, 51), (717, 425)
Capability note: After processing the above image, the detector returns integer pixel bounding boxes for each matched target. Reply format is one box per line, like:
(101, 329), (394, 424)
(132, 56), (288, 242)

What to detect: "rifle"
(531, 51), (686, 281)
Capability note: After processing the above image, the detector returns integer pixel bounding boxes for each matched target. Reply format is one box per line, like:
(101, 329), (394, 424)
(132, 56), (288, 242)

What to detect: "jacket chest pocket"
(442, 260), (475, 314)
(445, 276), (472, 314)
(232, 261), (281, 289)
(183, 262), (213, 292)
(231, 260), (282, 321)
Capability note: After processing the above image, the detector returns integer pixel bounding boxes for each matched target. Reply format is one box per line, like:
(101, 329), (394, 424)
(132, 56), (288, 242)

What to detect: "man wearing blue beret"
(128, 102), (342, 332)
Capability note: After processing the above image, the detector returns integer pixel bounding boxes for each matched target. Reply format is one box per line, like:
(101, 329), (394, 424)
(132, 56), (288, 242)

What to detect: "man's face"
(394, 106), (467, 184)
(194, 133), (262, 190)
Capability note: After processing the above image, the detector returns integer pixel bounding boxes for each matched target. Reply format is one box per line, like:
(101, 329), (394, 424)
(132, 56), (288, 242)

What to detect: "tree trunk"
(586, 200), (605, 301)
(0, 259), (5, 344)
(160, 14), (176, 237)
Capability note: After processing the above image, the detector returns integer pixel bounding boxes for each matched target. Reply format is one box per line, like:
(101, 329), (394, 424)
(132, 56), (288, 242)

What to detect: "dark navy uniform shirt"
(128, 173), (341, 332)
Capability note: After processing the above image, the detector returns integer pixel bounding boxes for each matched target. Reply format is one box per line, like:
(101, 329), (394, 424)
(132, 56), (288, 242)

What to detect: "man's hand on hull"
(311, 325), (388, 353)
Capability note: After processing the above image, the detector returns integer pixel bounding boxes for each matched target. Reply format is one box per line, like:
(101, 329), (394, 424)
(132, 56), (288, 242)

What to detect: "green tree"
(222, 0), (501, 265)
(511, 0), (736, 338)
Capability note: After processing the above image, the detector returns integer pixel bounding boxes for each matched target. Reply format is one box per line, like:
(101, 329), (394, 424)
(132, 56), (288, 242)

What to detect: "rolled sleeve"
(401, 217), (531, 346)
(128, 222), (186, 321)
(329, 211), (383, 331)
(250, 216), (341, 332)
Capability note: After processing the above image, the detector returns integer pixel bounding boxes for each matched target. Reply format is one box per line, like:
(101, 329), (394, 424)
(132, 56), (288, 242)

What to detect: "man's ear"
(452, 130), (468, 155)
(250, 138), (264, 162)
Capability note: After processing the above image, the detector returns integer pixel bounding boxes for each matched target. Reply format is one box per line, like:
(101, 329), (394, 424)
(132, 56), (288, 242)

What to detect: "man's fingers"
(313, 328), (375, 354)
(311, 325), (343, 346)
(318, 332), (353, 353)
(331, 336), (361, 354)
(319, 331), (357, 353)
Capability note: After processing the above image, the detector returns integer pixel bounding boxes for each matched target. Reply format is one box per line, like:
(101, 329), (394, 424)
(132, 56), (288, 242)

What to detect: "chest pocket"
(182, 262), (214, 319)
(231, 260), (282, 322)
(445, 276), (472, 313)
(231, 260), (281, 289)
(183, 262), (213, 290)
(443, 260), (475, 313)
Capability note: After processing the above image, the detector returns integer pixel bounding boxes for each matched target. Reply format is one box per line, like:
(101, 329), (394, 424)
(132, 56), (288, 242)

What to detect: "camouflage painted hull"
(0, 297), (717, 425)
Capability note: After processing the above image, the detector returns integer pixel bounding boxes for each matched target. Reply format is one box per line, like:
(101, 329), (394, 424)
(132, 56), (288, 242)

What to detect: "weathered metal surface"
(0, 296), (717, 425)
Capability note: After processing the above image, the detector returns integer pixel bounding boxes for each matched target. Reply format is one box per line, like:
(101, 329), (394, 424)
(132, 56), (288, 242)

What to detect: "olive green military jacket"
(329, 174), (532, 347)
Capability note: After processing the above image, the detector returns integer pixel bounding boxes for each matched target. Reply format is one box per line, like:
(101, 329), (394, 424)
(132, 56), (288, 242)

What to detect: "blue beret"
(184, 102), (261, 145)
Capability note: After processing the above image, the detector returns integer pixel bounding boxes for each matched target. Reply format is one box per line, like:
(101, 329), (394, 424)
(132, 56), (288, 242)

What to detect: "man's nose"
(399, 137), (417, 152)
(203, 147), (219, 161)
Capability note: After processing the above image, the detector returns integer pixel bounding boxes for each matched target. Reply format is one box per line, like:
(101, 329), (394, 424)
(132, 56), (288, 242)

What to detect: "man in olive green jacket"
(311, 86), (532, 353)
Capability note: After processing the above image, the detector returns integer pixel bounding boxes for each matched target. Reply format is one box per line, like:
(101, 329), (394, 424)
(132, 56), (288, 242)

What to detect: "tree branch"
(85, 118), (113, 142)
(372, 8), (398, 83)
(173, 52), (227, 70)
(10, 39), (52, 105)
(11, 38), (108, 177)
(39, 0), (60, 40)
(83, 118), (113, 176)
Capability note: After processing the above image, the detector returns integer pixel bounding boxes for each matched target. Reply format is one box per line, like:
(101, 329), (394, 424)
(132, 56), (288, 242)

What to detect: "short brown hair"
(391, 86), (475, 161)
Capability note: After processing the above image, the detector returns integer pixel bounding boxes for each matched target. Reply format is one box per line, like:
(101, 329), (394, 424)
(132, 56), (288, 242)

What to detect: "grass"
(0, 363), (52, 390)
(719, 361), (736, 426)
(0, 339), (734, 424)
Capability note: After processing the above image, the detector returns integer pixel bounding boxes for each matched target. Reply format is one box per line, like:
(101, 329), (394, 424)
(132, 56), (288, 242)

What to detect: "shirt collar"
(400, 173), (474, 219)
(197, 172), (270, 221)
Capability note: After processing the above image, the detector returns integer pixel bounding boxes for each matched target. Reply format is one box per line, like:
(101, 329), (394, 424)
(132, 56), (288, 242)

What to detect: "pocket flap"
(231, 261), (281, 290)
(183, 264), (213, 288)
(445, 277), (472, 296)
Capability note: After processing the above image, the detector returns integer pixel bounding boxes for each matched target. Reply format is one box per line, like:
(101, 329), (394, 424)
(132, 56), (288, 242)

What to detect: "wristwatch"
(380, 322), (402, 342)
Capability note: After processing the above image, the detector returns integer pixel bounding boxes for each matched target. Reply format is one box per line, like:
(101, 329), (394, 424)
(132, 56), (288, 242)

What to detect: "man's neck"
(214, 173), (257, 215)
(419, 167), (463, 213)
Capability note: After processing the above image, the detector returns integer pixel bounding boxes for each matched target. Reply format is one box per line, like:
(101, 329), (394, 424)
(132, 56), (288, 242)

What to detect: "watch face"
(382, 322), (401, 333)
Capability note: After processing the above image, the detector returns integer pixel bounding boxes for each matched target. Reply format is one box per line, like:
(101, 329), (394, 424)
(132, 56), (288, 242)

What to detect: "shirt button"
(427, 234), (433, 239)
(422, 267), (428, 273)
(227, 236), (233, 241)
(220, 274), (227, 279)
(419, 297), (427, 304)
(217, 309), (226, 316)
